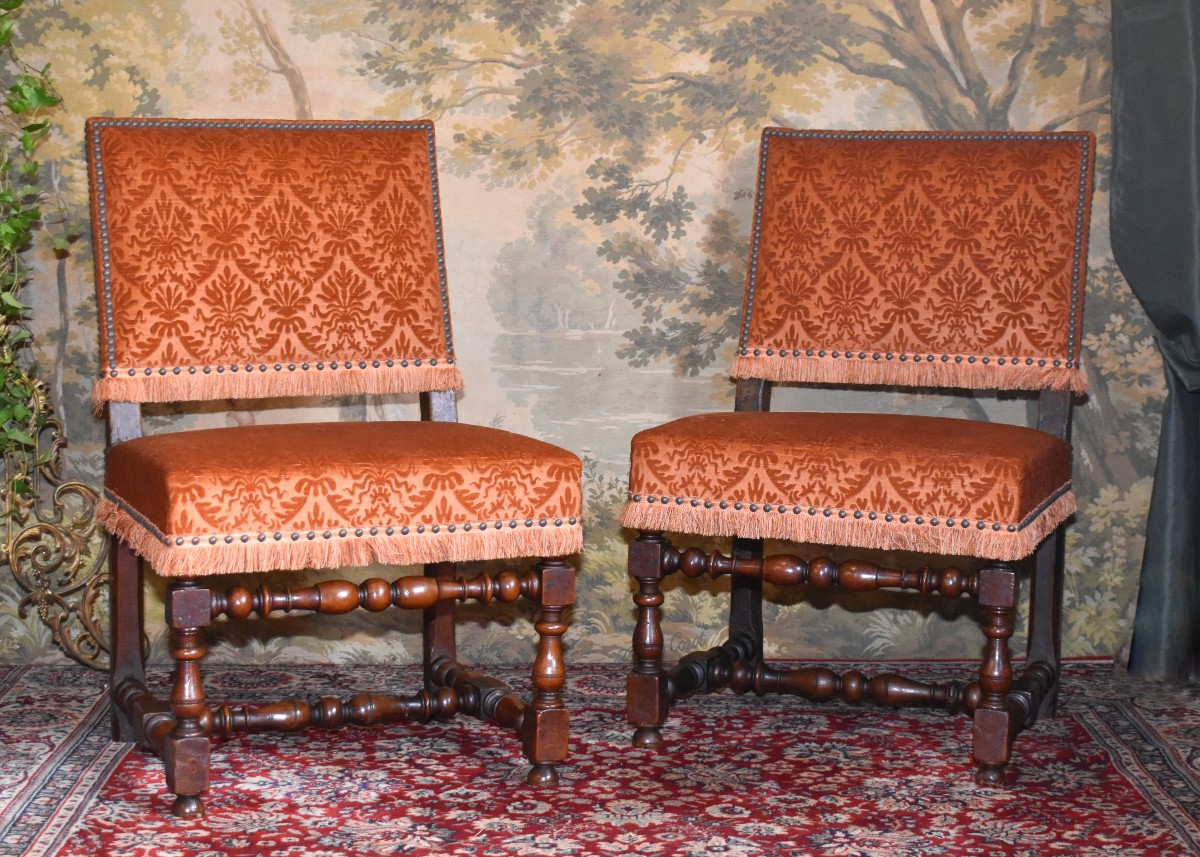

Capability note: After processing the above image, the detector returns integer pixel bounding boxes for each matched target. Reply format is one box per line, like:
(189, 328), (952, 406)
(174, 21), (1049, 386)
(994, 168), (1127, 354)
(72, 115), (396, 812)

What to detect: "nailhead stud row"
(628, 493), (1022, 533)
(165, 517), (581, 548)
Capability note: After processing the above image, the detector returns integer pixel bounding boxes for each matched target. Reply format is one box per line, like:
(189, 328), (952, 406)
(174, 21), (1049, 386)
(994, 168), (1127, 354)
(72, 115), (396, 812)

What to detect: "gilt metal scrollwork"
(2, 413), (109, 670)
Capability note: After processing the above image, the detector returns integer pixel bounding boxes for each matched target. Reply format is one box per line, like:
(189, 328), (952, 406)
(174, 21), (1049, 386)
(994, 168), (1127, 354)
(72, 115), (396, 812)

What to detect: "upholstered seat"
(87, 117), (581, 818)
(104, 421), (581, 577)
(625, 411), (1073, 561)
(623, 128), (1095, 787)
(624, 408), (1075, 561)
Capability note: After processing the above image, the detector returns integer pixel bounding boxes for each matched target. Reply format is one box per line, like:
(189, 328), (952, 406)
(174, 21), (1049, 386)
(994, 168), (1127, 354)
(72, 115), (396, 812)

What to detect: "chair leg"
(109, 538), (146, 742)
(163, 580), (213, 818)
(524, 557), (575, 786)
(422, 561), (458, 690)
(628, 531), (670, 750)
(973, 563), (1018, 786)
(729, 537), (764, 660)
(1025, 528), (1065, 716)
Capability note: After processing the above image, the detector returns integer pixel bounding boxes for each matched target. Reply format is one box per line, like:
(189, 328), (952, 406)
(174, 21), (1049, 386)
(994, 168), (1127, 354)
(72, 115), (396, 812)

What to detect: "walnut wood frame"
(107, 392), (576, 818)
(627, 378), (1071, 786)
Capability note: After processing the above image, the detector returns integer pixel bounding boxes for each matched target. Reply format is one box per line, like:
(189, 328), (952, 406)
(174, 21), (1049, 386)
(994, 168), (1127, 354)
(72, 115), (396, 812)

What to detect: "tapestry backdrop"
(0, 0), (1152, 667)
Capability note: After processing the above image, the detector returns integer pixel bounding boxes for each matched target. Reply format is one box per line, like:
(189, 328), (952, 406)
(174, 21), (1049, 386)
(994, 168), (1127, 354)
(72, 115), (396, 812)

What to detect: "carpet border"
(0, 667), (129, 857)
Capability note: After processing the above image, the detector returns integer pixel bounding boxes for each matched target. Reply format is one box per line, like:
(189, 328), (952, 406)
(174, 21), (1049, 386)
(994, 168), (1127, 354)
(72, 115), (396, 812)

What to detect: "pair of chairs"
(87, 118), (1093, 817)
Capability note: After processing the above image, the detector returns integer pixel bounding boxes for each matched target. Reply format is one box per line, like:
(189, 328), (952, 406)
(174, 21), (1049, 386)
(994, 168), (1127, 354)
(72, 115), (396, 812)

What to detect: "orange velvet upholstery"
(730, 130), (1094, 393)
(105, 422), (582, 577)
(87, 117), (583, 577)
(621, 127), (1096, 787)
(88, 118), (462, 404)
(622, 128), (1094, 562)
(90, 118), (582, 812)
(624, 411), (1073, 561)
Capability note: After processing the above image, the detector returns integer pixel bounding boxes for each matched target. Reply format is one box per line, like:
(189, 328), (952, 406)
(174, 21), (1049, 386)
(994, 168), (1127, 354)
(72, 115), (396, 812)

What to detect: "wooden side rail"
(663, 545), (978, 598)
(210, 569), (542, 620)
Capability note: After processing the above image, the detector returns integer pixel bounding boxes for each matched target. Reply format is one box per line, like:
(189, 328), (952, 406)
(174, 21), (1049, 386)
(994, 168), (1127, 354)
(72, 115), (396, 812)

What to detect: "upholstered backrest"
(87, 118), (463, 404)
(731, 129), (1095, 393)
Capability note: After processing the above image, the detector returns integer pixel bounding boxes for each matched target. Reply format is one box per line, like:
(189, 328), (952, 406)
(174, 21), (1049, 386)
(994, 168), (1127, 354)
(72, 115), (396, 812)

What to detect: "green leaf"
(0, 292), (29, 310)
(6, 76), (58, 115)
(5, 427), (35, 446)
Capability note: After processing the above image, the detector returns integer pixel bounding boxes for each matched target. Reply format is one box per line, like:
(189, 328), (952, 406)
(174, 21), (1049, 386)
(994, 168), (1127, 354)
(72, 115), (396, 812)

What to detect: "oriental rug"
(1, 661), (1197, 856)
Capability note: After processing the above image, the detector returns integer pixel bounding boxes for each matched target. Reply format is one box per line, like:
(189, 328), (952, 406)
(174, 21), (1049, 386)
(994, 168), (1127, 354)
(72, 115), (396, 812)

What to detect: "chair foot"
(974, 764), (1007, 787)
(171, 794), (205, 818)
(632, 726), (663, 750)
(110, 704), (134, 743)
(526, 763), (559, 787)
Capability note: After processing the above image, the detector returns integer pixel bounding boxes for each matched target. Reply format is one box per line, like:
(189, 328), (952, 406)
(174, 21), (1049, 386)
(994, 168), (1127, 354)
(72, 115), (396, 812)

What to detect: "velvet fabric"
(624, 129), (1094, 563)
(87, 118), (463, 405)
(621, 411), (1074, 561)
(731, 129), (1095, 393)
(88, 118), (583, 578)
(98, 422), (582, 577)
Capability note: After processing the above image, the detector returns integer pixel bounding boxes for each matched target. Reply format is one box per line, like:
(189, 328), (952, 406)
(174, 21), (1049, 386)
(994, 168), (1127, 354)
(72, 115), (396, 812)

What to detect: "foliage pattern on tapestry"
(0, 0), (1151, 666)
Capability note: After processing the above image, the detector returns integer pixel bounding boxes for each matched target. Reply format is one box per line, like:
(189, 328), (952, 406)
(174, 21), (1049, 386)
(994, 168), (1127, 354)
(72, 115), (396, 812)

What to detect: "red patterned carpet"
(2, 661), (1198, 856)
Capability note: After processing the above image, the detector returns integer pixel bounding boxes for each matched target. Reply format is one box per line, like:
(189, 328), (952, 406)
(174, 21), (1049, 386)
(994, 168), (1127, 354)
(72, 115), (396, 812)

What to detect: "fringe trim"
(620, 489), (1075, 562)
(97, 498), (582, 578)
(92, 363), (465, 410)
(730, 353), (1089, 394)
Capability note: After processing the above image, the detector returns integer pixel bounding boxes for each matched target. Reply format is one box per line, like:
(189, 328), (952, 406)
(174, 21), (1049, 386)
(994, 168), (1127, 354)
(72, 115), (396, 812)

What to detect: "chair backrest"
(86, 118), (463, 407)
(731, 129), (1095, 395)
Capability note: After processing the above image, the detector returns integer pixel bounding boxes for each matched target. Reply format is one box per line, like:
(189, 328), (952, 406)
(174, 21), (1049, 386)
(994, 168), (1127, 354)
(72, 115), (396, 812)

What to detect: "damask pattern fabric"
(621, 411), (1074, 561)
(99, 422), (583, 577)
(87, 118), (463, 404)
(731, 129), (1095, 393)
(624, 131), (1091, 560)
(88, 118), (583, 578)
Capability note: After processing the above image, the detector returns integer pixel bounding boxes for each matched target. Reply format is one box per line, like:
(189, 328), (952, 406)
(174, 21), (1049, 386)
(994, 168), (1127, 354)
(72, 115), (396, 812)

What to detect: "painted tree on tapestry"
(7, 1), (204, 451)
(281, 0), (1146, 658)
(219, 0), (313, 119)
(295, 0), (1110, 373)
(0, 0), (1143, 663)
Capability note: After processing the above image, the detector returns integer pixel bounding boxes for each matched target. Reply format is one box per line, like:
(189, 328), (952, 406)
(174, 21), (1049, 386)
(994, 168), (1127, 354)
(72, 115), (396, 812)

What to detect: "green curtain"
(1111, 0), (1200, 680)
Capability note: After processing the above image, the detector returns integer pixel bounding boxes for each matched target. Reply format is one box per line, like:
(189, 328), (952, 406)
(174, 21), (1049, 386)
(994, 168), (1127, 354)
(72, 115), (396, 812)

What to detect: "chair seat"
(621, 411), (1074, 561)
(99, 421), (583, 577)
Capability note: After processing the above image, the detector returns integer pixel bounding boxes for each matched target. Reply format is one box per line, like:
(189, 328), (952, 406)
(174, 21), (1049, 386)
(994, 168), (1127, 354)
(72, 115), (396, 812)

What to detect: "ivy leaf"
(5, 427), (35, 447)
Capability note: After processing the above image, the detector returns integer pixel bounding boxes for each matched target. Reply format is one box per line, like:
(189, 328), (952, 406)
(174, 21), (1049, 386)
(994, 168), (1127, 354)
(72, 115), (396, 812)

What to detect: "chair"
(86, 117), (582, 817)
(623, 128), (1095, 784)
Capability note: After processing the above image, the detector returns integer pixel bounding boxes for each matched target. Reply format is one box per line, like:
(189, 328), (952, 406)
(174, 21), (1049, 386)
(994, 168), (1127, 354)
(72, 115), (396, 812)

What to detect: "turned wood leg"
(973, 564), (1018, 787)
(628, 531), (670, 750)
(525, 557), (575, 787)
(422, 561), (458, 690)
(109, 538), (146, 742)
(164, 580), (212, 818)
(729, 537), (764, 660)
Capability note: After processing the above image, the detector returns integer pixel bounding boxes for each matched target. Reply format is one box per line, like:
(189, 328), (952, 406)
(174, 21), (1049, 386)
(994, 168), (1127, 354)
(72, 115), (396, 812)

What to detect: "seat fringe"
(98, 498), (582, 578)
(620, 489), (1076, 562)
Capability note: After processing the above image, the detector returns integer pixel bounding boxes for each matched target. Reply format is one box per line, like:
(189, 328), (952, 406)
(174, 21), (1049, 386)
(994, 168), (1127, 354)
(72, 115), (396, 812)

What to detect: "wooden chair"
(86, 118), (581, 817)
(623, 128), (1095, 785)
